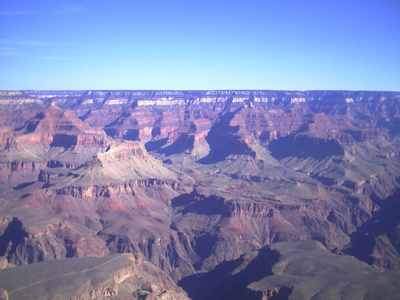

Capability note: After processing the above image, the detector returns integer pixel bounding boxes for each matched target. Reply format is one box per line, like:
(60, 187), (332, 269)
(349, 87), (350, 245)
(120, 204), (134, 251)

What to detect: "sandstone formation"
(0, 90), (400, 297)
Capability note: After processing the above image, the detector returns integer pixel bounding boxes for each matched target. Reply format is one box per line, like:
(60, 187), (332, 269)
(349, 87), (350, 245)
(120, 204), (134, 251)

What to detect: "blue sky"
(0, 0), (399, 91)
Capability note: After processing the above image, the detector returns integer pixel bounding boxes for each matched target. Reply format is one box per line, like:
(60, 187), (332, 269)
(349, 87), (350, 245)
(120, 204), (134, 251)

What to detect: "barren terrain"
(1, 90), (400, 299)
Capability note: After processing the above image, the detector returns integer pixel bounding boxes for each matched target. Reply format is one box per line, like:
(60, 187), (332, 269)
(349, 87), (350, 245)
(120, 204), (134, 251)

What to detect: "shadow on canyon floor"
(178, 247), (280, 300)
(344, 188), (400, 268)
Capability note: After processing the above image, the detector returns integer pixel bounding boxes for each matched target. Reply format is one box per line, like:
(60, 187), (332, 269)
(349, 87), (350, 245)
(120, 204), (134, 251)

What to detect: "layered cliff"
(0, 90), (400, 295)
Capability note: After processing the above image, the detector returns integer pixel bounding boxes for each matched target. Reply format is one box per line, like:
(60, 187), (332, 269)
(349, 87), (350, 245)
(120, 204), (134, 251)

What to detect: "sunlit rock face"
(0, 90), (400, 287)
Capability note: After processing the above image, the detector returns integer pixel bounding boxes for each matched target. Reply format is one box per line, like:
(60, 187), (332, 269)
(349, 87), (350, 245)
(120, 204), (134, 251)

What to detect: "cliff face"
(0, 90), (400, 290)
(2, 104), (108, 148)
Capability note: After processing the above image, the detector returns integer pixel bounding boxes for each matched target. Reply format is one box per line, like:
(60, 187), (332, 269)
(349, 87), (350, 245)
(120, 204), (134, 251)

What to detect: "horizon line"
(2, 89), (400, 93)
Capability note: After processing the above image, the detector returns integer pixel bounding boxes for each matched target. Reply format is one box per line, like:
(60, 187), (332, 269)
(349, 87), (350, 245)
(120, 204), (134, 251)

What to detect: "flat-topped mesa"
(37, 139), (179, 189)
(98, 141), (149, 162)
(92, 140), (177, 181)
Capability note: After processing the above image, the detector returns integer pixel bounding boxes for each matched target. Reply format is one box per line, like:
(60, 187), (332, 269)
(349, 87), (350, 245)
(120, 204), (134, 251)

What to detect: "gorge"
(0, 90), (400, 299)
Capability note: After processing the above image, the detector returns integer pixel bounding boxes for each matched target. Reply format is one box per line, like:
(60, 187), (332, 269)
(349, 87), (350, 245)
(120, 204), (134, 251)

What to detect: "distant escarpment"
(0, 90), (400, 294)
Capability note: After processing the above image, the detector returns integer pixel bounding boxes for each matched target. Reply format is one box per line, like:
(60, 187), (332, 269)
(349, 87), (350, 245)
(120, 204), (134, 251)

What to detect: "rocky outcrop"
(0, 253), (189, 300)
(98, 141), (149, 162)
(0, 104), (109, 152)
(0, 289), (7, 300)
(0, 216), (108, 265)
(0, 257), (7, 270)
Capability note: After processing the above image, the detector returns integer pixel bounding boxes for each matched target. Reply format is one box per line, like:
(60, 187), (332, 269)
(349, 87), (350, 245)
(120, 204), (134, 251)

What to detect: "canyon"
(0, 90), (400, 299)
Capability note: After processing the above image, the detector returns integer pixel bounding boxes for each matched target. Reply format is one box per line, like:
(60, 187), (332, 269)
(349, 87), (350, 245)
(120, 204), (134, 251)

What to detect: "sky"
(0, 0), (399, 91)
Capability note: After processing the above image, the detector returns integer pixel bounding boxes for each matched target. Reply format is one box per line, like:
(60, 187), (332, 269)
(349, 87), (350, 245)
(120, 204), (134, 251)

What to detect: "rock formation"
(179, 240), (400, 300)
(0, 90), (400, 297)
(0, 253), (189, 300)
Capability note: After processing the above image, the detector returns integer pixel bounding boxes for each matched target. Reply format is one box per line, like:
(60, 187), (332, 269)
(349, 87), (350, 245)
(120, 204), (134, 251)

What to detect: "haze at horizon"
(0, 0), (399, 91)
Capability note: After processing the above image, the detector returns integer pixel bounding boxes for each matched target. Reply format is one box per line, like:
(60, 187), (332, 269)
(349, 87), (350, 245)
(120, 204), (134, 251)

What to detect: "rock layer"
(0, 90), (400, 292)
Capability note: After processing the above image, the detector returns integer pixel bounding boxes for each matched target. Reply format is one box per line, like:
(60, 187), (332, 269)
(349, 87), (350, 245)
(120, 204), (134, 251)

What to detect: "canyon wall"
(0, 90), (400, 288)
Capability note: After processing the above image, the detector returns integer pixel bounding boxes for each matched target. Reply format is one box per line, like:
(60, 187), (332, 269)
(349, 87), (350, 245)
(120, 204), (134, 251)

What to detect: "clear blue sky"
(1, 0), (399, 91)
